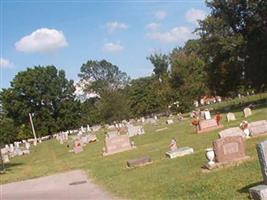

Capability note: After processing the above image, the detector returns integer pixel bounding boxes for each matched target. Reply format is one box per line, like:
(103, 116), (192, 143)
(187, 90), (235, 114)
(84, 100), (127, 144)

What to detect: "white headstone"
(166, 119), (174, 124)
(204, 111), (211, 120)
(243, 107), (252, 118)
(226, 112), (236, 122)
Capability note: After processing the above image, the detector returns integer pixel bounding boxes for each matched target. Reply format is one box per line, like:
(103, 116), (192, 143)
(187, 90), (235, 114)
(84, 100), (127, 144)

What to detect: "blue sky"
(0, 0), (209, 89)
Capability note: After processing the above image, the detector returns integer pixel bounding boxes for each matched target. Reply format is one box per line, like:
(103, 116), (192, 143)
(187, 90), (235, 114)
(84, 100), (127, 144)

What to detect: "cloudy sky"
(0, 1), (208, 88)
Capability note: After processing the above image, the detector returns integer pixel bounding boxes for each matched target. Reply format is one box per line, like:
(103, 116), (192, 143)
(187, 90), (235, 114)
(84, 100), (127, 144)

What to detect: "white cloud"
(15, 28), (68, 53)
(103, 42), (124, 52)
(147, 26), (195, 44)
(186, 8), (207, 24)
(105, 21), (128, 33)
(0, 58), (14, 68)
(155, 10), (167, 20)
(146, 23), (160, 31)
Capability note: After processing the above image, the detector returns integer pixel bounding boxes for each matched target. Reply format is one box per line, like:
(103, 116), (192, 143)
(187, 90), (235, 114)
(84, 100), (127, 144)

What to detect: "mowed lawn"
(1, 106), (267, 200)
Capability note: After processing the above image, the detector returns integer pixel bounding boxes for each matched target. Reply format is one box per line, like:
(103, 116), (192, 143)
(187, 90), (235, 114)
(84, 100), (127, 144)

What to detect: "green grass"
(1, 106), (267, 200)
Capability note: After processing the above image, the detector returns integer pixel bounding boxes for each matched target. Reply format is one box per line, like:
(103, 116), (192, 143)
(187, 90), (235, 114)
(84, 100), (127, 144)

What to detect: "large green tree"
(147, 53), (169, 79)
(170, 46), (209, 111)
(78, 60), (130, 123)
(1, 66), (79, 137)
(197, 0), (267, 94)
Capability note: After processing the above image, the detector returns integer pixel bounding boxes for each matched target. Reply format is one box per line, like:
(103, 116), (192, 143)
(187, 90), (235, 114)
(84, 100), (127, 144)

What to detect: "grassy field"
(1, 105), (267, 199)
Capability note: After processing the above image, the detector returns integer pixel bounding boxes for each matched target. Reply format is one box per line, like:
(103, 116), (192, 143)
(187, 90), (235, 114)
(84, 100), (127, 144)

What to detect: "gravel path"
(1, 170), (117, 200)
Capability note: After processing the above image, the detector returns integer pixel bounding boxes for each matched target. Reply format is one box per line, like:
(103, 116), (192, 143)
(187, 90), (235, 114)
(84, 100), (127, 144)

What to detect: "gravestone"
(165, 147), (194, 159)
(249, 140), (267, 200)
(91, 125), (101, 132)
(141, 117), (145, 123)
(25, 142), (30, 150)
(145, 118), (156, 124)
(166, 119), (174, 124)
(3, 154), (10, 163)
(87, 134), (97, 143)
(127, 156), (152, 168)
(250, 120), (267, 137)
(244, 107), (252, 118)
(103, 135), (135, 156)
(256, 140), (267, 184)
(218, 127), (245, 138)
(213, 136), (246, 163)
(73, 140), (83, 154)
(204, 111), (211, 120)
(226, 112), (236, 122)
(249, 185), (267, 200)
(107, 131), (119, 138)
(127, 125), (144, 137)
(81, 136), (89, 145)
(197, 119), (223, 134)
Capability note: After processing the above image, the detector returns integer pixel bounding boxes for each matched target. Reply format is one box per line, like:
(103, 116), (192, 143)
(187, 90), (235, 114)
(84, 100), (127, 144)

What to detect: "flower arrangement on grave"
(169, 138), (177, 151)
(240, 120), (249, 130)
(239, 120), (250, 138)
(215, 113), (222, 125)
(191, 117), (199, 126)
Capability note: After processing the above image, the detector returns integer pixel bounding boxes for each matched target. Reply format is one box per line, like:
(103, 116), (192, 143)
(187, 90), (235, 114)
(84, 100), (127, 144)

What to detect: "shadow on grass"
(238, 181), (263, 194)
(2, 162), (23, 172)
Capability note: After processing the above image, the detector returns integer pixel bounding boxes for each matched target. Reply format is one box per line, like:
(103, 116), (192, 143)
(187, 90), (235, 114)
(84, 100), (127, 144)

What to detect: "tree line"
(1, 0), (266, 143)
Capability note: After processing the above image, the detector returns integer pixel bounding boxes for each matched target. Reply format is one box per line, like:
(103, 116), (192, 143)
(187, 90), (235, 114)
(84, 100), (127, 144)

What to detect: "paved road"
(1, 170), (116, 200)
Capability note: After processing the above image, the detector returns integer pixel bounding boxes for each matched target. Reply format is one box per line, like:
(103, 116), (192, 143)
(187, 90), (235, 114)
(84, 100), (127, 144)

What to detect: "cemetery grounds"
(1, 102), (267, 199)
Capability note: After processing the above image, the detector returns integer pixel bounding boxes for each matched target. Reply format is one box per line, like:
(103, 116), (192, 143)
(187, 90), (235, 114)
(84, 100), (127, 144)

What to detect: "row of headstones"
(55, 129), (98, 154)
(191, 107), (252, 122)
(1, 140), (33, 164)
(219, 120), (267, 139)
(89, 118), (265, 171)
(194, 96), (222, 107)
(227, 107), (253, 121)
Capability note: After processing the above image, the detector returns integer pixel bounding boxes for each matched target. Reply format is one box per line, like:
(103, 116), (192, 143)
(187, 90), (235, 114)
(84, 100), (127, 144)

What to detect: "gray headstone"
(256, 140), (267, 184)
(249, 185), (267, 200)
(165, 147), (194, 159)
(218, 127), (244, 138)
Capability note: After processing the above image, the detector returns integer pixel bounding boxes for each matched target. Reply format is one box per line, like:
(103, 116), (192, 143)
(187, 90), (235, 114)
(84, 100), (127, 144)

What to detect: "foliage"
(78, 60), (131, 123)
(147, 53), (169, 79)
(0, 117), (16, 145)
(169, 47), (209, 111)
(79, 60), (130, 96)
(197, 0), (267, 94)
(0, 66), (79, 137)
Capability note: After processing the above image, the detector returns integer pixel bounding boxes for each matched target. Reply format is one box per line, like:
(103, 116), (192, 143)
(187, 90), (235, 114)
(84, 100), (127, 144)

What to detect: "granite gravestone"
(249, 140), (267, 200)
(256, 140), (267, 184)
(213, 136), (246, 163)
(127, 125), (144, 137)
(250, 120), (267, 137)
(244, 107), (252, 118)
(103, 135), (135, 156)
(73, 140), (83, 154)
(165, 147), (194, 159)
(127, 156), (152, 168)
(218, 127), (245, 138)
(107, 131), (119, 139)
(197, 119), (223, 134)
(226, 112), (236, 122)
